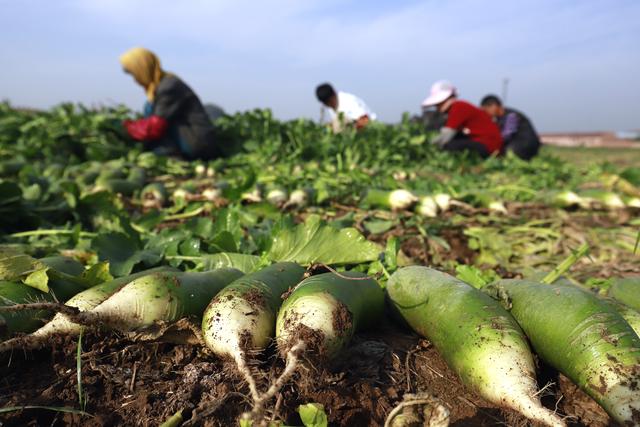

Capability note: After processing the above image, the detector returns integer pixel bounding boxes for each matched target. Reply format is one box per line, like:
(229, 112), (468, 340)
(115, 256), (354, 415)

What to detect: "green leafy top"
(267, 215), (382, 266)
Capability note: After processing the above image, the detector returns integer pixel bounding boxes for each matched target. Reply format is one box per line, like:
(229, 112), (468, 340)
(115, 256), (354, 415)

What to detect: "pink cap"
(421, 80), (457, 107)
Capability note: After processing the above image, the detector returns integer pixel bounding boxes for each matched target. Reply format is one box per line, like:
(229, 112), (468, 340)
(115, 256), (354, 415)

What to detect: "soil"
(0, 322), (610, 427)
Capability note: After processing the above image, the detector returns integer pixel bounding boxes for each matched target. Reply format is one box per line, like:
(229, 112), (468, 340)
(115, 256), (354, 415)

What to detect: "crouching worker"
(421, 81), (502, 158)
(315, 83), (376, 132)
(120, 47), (221, 160)
(481, 95), (541, 160)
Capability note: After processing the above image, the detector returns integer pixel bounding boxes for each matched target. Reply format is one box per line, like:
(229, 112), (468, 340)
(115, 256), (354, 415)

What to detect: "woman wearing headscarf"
(120, 47), (220, 160)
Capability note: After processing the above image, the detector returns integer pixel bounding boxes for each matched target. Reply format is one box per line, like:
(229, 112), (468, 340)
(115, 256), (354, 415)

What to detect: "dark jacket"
(497, 107), (540, 160)
(152, 75), (219, 159)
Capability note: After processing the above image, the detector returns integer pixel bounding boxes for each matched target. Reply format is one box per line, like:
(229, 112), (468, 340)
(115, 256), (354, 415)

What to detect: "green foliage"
(455, 265), (500, 289)
(267, 215), (382, 266)
(298, 403), (328, 427)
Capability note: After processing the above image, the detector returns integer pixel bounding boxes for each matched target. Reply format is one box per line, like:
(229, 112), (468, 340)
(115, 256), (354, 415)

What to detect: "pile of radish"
(1, 257), (639, 426)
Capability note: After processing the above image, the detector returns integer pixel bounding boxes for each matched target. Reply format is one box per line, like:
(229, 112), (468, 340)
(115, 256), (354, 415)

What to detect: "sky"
(1, 0), (639, 132)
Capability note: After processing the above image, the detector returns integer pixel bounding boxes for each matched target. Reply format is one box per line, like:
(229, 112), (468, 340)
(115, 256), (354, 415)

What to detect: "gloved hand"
(431, 127), (456, 147)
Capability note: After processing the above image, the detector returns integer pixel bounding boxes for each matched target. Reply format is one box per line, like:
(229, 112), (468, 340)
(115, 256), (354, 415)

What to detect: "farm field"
(0, 104), (639, 427)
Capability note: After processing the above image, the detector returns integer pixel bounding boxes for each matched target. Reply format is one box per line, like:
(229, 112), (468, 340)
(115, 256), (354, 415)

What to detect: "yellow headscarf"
(119, 47), (167, 102)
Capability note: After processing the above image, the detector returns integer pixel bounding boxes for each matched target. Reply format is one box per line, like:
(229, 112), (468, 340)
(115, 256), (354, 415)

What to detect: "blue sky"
(1, 0), (639, 132)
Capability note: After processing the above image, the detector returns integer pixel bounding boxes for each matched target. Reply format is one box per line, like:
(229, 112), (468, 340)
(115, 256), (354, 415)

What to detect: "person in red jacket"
(120, 47), (221, 160)
(421, 81), (503, 158)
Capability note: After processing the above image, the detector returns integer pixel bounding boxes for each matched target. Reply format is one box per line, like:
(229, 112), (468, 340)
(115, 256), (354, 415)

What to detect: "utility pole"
(501, 77), (510, 103)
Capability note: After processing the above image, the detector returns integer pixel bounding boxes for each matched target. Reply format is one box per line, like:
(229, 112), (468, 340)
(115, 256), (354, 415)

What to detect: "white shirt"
(320, 91), (377, 125)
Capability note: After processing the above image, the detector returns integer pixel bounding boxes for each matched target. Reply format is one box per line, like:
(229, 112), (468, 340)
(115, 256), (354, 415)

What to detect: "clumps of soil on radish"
(242, 289), (267, 312)
(557, 374), (610, 427)
(279, 318), (326, 359)
(0, 325), (611, 426)
(331, 300), (353, 335)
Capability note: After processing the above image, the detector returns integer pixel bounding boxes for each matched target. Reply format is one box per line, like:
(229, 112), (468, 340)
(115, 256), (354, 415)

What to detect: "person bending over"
(421, 81), (502, 158)
(120, 47), (221, 160)
(315, 83), (376, 132)
(481, 94), (540, 160)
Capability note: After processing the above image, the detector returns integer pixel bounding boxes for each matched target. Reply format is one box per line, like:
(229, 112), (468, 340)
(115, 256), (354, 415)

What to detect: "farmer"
(481, 94), (541, 160)
(120, 47), (220, 160)
(315, 83), (376, 132)
(421, 81), (503, 158)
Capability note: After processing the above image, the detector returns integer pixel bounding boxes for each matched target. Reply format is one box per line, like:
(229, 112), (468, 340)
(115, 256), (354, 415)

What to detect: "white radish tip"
(390, 189), (418, 210)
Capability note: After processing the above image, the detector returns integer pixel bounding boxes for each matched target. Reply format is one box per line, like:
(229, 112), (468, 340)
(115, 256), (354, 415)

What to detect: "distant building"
(615, 130), (640, 140)
(540, 131), (640, 148)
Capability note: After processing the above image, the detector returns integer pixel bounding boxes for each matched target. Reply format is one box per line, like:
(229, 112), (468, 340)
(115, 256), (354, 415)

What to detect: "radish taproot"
(202, 262), (305, 359)
(387, 267), (565, 427)
(486, 279), (640, 425)
(276, 271), (384, 359)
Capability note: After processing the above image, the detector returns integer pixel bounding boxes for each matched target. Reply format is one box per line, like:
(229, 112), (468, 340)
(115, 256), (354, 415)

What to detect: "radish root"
(241, 340), (306, 426)
(235, 351), (260, 402)
(0, 334), (49, 353)
(384, 392), (450, 427)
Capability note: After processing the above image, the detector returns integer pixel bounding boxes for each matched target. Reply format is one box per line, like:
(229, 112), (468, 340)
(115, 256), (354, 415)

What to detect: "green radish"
(579, 189), (625, 209)
(0, 267), (176, 351)
(141, 182), (168, 205)
(94, 178), (141, 196)
(608, 300), (640, 337)
(275, 271), (384, 359)
(530, 272), (640, 338)
(286, 188), (313, 208)
(202, 262), (305, 359)
(414, 195), (438, 217)
(92, 166), (146, 196)
(98, 164), (127, 180)
(606, 277), (640, 312)
(623, 195), (640, 208)
(548, 190), (583, 208)
(363, 189), (417, 211)
(387, 267), (565, 427)
(88, 269), (243, 330)
(194, 163), (207, 177)
(486, 279), (640, 425)
(265, 186), (288, 205)
(127, 166), (146, 183)
(202, 187), (222, 202)
(434, 193), (452, 211)
(173, 182), (198, 201)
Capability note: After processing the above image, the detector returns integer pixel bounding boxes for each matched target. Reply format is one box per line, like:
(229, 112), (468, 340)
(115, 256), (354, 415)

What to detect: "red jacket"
(445, 100), (503, 154)
(123, 115), (168, 141)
